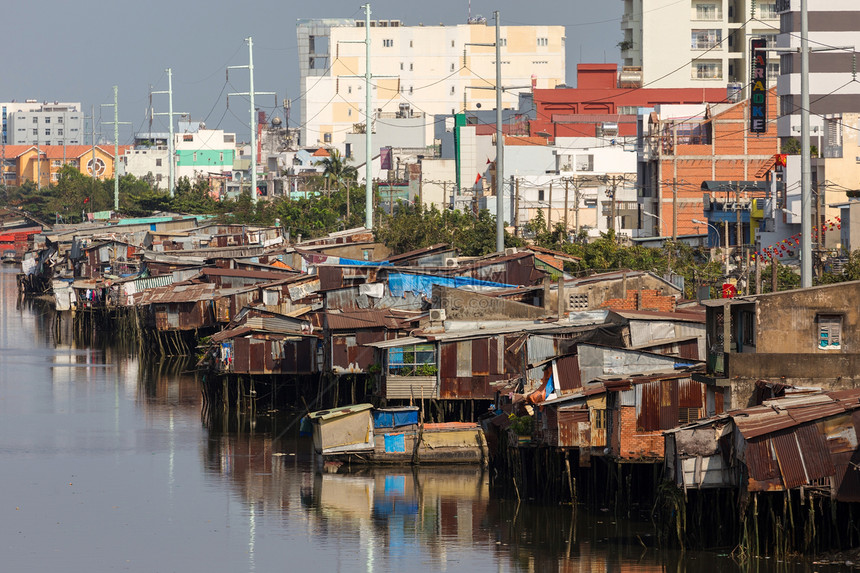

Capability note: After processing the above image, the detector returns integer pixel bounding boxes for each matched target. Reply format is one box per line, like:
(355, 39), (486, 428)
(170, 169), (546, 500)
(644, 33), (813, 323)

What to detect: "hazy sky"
(3, 1), (621, 144)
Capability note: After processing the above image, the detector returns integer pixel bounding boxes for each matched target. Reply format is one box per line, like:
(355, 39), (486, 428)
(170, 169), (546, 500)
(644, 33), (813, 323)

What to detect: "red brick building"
(529, 64), (727, 141)
(641, 87), (779, 238)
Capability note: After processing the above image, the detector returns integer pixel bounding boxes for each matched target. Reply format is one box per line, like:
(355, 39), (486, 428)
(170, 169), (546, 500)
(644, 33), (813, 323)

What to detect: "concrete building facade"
(296, 18), (565, 150)
(2, 101), (85, 146)
(620, 0), (780, 90)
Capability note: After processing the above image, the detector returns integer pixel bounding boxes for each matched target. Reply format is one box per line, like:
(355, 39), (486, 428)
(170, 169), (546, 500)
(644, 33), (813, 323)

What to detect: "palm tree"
(318, 149), (358, 218)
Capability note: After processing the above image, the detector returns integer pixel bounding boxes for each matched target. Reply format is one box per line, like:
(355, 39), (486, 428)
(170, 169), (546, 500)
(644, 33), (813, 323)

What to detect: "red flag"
(475, 173), (482, 184)
(83, 197), (90, 204)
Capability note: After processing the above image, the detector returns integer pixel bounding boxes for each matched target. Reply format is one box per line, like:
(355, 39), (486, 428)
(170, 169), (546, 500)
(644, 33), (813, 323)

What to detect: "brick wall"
(600, 289), (676, 312)
(616, 406), (664, 460)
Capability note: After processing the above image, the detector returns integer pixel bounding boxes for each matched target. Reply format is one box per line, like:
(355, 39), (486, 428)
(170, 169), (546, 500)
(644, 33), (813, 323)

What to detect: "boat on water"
(306, 404), (488, 467)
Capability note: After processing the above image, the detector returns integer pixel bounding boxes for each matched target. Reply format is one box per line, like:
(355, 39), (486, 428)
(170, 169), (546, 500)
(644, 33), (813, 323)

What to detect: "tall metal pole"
(167, 69), (175, 197)
(153, 68), (183, 198)
(102, 86), (131, 211)
(800, 0), (812, 287)
(365, 3), (373, 230)
(249, 37), (258, 204)
(228, 39), (274, 205)
(495, 10), (504, 253)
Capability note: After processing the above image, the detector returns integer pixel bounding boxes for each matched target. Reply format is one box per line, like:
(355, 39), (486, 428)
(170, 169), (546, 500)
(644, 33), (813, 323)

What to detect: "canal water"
(0, 267), (850, 572)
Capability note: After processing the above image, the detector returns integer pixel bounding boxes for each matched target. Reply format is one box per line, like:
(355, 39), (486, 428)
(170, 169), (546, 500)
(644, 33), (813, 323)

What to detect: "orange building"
(0, 145), (130, 187)
(641, 88), (779, 238)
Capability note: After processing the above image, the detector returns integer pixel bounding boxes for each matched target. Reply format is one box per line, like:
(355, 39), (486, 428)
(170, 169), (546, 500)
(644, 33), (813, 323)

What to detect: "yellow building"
(0, 145), (128, 187)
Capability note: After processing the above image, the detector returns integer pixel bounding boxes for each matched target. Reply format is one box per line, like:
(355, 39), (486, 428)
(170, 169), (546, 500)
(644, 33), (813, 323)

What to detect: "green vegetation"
(3, 173), (853, 296)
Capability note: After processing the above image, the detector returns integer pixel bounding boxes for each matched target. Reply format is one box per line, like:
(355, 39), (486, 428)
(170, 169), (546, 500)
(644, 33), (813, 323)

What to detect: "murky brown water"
(0, 267), (851, 572)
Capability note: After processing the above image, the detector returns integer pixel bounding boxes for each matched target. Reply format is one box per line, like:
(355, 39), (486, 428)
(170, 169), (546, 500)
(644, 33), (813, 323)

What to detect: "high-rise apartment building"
(620, 0), (780, 90)
(296, 18), (565, 149)
(1, 101), (84, 146)
(775, 0), (860, 138)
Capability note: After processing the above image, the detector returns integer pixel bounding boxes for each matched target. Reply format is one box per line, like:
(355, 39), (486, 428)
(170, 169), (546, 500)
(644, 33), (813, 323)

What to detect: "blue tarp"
(338, 257), (393, 266)
(373, 409), (419, 429)
(383, 433), (406, 453)
(388, 272), (515, 298)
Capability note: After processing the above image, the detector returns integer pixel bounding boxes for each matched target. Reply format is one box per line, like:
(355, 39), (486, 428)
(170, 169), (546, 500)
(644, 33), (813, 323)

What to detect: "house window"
(450, 86), (455, 95)
(694, 3), (722, 20)
(58, 116), (63, 123)
(537, 37), (548, 46)
(223, 134), (234, 143)
(759, 3), (777, 19)
(383, 38), (393, 47)
(387, 343), (436, 376)
(409, 63), (413, 71)
(499, 38), (507, 47)
(818, 314), (842, 349)
(691, 29), (721, 49)
(767, 62), (780, 81)
(692, 60), (723, 79)
(52, 160), (62, 167)
(45, 129), (50, 136)
(57, 129), (64, 136)
(400, 62), (403, 70)
(678, 407), (701, 424)
(451, 63), (455, 71)
(193, 152), (197, 161)
(156, 158), (162, 166)
(32, 129), (37, 136)
(32, 117), (37, 124)
(323, 132), (332, 143)
(538, 189), (545, 201)
(44, 141), (50, 146)
(569, 293), (589, 309)
(45, 117), (51, 124)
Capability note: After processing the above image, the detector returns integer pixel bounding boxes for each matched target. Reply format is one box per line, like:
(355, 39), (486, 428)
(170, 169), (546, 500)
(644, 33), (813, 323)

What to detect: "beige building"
(297, 18), (565, 150)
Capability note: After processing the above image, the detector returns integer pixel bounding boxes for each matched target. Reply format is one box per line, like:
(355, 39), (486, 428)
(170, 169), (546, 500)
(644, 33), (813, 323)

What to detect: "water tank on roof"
(727, 82), (744, 103)
(618, 67), (642, 88)
(271, 117), (282, 127)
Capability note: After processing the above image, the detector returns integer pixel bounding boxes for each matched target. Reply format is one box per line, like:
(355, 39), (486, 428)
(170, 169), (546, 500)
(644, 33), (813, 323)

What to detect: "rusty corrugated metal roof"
(325, 309), (402, 330)
(137, 282), (218, 304)
(733, 391), (860, 439)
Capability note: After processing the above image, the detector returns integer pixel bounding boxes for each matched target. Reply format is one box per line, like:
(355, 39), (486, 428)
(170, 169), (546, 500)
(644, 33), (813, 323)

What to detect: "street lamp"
(642, 211), (666, 237)
(693, 218), (728, 275)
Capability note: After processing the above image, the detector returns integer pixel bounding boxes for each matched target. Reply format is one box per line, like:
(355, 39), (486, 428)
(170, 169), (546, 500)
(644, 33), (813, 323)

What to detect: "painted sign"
(750, 38), (767, 133)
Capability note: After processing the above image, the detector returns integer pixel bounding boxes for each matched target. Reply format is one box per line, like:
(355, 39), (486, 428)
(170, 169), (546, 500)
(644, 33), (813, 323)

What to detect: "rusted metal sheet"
(456, 341), (471, 378)
(555, 354), (581, 392)
(234, 338), (251, 372)
(679, 339), (699, 360)
(795, 423), (836, 482)
(440, 343), (457, 379)
(678, 378), (703, 408)
(771, 430), (808, 489)
(637, 381), (660, 432)
(659, 378), (680, 431)
(249, 339), (265, 372)
(317, 266), (344, 290)
(472, 338), (489, 376)
(745, 436), (781, 483)
(558, 407), (589, 448)
(489, 336), (501, 375)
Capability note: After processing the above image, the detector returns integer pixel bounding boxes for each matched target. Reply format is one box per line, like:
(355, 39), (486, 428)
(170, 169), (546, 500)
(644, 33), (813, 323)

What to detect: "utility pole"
(672, 177), (678, 240)
(153, 69), (187, 198)
(563, 178), (569, 235)
(365, 4), (373, 230)
(494, 10), (503, 252)
(101, 86), (132, 211)
(514, 177), (520, 236)
(800, 0), (812, 288)
(603, 174), (625, 235)
(229, 37), (275, 205)
(547, 180), (553, 232)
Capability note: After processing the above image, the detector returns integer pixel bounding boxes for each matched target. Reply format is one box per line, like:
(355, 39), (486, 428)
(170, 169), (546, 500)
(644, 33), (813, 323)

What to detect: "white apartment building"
(620, 0), (780, 90)
(2, 101), (84, 146)
(775, 0), (860, 139)
(296, 18), (565, 150)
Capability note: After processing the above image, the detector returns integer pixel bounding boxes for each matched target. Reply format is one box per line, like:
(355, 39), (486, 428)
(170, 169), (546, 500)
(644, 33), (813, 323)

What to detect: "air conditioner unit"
(429, 309), (447, 322)
(444, 257), (459, 267)
(504, 247), (518, 256)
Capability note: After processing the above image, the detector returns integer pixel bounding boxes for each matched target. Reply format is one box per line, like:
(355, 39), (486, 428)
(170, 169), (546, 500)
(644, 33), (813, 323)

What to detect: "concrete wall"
(434, 285), (548, 320)
(755, 281), (860, 353)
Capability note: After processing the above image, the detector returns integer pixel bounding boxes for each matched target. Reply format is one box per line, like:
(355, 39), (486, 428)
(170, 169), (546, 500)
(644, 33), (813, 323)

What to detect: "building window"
(691, 29), (721, 49)
(32, 117), (37, 124)
(52, 160), (62, 167)
(538, 189), (545, 201)
(409, 40), (413, 48)
(818, 314), (842, 349)
(348, 108), (352, 117)
(183, 135), (193, 142)
(759, 3), (777, 19)
(694, 3), (722, 20)
(767, 61), (780, 81)
(219, 152), (224, 162)
(193, 152), (197, 162)
(409, 86), (413, 95)
(156, 158), (162, 167)
(409, 63), (413, 71)
(499, 38), (507, 47)
(387, 343), (436, 376)
(45, 129), (50, 136)
(451, 63), (455, 71)
(223, 134), (234, 143)
(45, 117), (51, 124)
(400, 62), (403, 70)
(323, 132), (332, 143)
(692, 60), (723, 79)
(537, 37), (548, 47)
(450, 86), (455, 95)
(43, 141), (50, 146)
(57, 129), (63, 136)
(383, 38), (393, 47)
(58, 116), (63, 124)
(32, 129), (37, 136)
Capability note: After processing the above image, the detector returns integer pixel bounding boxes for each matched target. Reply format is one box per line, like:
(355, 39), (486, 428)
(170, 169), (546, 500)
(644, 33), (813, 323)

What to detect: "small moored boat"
(306, 404), (488, 467)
